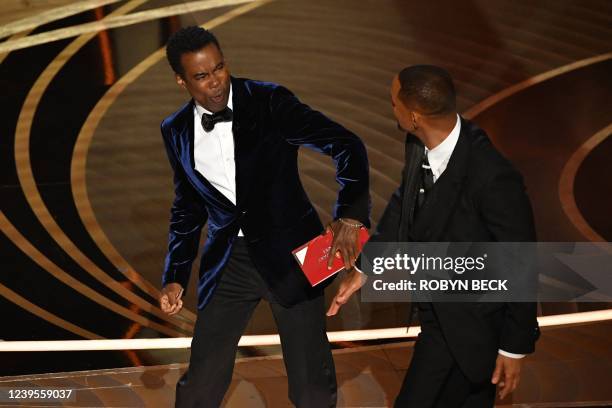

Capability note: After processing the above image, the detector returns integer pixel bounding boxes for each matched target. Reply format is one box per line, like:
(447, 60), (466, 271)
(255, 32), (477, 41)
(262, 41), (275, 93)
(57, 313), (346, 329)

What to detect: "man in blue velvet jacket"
(158, 26), (370, 408)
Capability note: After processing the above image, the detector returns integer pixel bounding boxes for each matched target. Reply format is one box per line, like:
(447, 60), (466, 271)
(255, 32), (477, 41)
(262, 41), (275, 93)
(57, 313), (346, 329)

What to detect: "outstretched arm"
(159, 122), (208, 314)
(270, 85), (371, 272)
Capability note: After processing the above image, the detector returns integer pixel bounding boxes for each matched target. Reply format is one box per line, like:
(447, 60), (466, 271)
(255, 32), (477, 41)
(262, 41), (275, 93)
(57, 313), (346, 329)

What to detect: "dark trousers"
(175, 238), (337, 408)
(394, 303), (496, 408)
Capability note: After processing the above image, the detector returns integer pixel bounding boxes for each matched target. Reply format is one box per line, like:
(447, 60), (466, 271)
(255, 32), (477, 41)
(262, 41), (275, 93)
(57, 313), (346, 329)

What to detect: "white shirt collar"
(425, 114), (461, 180)
(194, 83), (233, 116)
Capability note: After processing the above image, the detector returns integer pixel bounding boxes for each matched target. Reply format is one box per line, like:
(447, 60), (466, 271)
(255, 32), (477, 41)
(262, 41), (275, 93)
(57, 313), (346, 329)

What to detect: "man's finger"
(345, 244), (356, 269)
(335, 291), (348, 305)
(499, 370), (510, 398)
(326, 298), (341, 316)
(160, 294), (173, 311)
(513, 374), (521, 392)
(342, 247), (352, 270)
(500, 380), (512, 399)
(500, 369), (514, 399)
(175, 287), (184, 301)
(507, 370), (519, 395)
(169, 300), (183, 315)
(328, 243), (338, 269)
(491, 361), (502, 384)
(510, 378), (519, 394)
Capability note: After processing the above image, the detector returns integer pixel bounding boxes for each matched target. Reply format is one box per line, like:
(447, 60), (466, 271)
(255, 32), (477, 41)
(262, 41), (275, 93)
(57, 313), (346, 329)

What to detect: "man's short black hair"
(398, 65), (456, 115)
(166, 26), (221, 76)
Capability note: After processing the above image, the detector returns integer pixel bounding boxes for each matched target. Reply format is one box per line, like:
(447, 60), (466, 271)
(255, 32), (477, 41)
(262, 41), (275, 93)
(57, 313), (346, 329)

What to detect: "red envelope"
(292, 228), (369, 286)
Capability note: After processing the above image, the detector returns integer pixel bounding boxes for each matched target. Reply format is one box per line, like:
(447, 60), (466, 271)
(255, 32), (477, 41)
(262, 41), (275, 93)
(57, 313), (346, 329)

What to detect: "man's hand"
(160, 283), (184, 315)
(491, 354), (523, 399)
(327, 218), (362, 270)
(326, 268), (366, 316)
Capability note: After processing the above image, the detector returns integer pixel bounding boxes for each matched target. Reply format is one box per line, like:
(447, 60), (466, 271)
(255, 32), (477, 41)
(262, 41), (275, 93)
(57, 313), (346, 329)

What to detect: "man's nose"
(210, 73), (220, 88)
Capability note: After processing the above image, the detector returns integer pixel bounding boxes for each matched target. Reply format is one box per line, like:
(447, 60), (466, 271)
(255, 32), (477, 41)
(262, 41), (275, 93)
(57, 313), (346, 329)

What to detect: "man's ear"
(411, 111), (419, 131)
(175, 73), (186, 89)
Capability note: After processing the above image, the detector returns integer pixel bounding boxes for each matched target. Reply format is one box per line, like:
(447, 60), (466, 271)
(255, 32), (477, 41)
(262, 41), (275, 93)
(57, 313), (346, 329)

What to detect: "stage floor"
(1, 320), (611, 407)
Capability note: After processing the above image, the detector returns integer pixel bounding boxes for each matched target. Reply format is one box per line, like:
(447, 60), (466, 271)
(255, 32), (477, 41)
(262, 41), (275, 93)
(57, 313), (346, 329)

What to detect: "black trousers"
(175, 238), (337, 408)
(394, 303), (496, 408)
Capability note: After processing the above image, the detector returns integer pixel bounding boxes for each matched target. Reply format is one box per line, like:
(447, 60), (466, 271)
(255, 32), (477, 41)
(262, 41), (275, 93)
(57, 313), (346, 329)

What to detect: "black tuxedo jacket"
(369, 117), (539, 383)
(160, 77), (370, 310)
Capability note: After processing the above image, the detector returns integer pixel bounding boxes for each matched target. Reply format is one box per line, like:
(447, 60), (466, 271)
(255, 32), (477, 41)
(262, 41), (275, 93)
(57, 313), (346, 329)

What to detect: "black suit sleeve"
(269, 86), (370, 227)
(356, 167), (405, 275)
(478, 167), (539, 354)
(161, 121), (208, 291)
(371, 185), (403, 242)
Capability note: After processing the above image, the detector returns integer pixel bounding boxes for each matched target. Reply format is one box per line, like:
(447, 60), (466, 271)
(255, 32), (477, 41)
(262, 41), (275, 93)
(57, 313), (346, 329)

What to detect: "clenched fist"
(160, 282), (184, 315)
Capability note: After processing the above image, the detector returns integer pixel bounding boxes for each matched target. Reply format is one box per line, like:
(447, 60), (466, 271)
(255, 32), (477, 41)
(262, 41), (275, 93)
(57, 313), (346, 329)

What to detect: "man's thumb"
(165, 291), (178, 305)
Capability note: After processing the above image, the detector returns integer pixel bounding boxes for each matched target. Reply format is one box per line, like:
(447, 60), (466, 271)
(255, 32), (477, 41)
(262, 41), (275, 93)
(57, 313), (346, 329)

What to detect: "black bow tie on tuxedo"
(201, 107), (233, 132)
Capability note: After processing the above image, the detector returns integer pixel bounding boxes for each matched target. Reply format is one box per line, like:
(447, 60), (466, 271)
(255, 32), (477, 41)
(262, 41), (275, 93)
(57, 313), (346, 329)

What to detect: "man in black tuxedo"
(328, 65), (539, 407)
(157, 27), (370, 408)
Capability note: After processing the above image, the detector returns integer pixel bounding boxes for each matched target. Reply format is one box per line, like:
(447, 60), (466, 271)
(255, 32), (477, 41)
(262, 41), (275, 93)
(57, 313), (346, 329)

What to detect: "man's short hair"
(398, 65), (456, 115)
(166, 26), (221, 76)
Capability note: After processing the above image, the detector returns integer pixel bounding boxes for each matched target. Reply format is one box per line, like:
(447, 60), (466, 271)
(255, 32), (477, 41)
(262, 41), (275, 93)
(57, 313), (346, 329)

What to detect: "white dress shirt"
(425, 114), (461, 182)
(426, 114), (524, 359)
(193, 84), (243, 236)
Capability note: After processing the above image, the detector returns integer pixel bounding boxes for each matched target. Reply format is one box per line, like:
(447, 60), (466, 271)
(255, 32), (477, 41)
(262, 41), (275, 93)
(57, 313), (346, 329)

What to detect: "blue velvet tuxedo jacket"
(160, 77), (370, 310)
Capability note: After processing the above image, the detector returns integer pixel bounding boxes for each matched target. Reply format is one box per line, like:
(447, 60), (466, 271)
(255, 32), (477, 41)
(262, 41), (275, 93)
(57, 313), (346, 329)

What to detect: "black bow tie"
(201, 107), (233, 132)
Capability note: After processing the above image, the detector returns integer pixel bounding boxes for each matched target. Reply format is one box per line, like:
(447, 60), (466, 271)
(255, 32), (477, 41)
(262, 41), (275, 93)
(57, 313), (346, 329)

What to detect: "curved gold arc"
(0, 0), (262, 54)
(0, 279), (102, 340)
(463, 53), (612, 120)
(0, 211), (181, 337)
(72, 45), (197, 324)
(0, 0), (123, 39)
(559, 124), (611, 242)
(11, 0), (195, 335)
(0, 16), (100, 343)
(72, 0), (274, 322)
(462, 53), (612, 244)
(0, 30), (34, 65)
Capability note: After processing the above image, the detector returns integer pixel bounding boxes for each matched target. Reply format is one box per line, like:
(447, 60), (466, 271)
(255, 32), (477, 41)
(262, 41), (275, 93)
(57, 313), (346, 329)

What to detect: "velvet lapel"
(411, 118), (470, 241)
(174, 100), (235, 210)
(231, 77), (258, 207)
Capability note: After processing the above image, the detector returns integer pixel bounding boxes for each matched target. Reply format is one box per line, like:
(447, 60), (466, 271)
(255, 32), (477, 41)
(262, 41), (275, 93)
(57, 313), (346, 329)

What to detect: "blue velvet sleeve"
(160, 122), (208, 291)
(269, 86), (371, 227)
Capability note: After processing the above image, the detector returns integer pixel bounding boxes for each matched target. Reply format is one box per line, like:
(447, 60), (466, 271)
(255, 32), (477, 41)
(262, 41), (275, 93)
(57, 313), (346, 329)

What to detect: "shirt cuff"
(353, 266), (368, 283)
(498, 349), (526, 359)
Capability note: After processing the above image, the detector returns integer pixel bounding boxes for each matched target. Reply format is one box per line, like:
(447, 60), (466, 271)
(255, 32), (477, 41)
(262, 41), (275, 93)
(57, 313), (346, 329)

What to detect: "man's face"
(390, 75), (414, 132)
(176, 43), (230, 113)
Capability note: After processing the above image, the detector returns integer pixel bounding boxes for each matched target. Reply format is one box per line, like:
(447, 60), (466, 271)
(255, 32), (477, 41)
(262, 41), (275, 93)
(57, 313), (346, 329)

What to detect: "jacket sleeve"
(161, 121), (208, 291)
(356, 184), (403, 276)
(478, 166), (540, 354)
(269, 85), (370, 228)
(359, 134), (418, 275)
